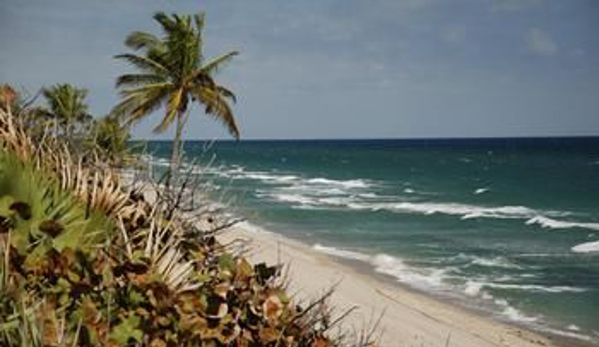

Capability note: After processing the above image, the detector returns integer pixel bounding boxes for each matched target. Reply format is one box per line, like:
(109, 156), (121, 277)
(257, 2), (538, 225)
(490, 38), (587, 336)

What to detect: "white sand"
(218, 224), (562, 347)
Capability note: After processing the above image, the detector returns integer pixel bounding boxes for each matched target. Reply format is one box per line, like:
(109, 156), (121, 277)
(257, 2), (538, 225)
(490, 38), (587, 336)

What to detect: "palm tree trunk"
(168, 111), (186, 187)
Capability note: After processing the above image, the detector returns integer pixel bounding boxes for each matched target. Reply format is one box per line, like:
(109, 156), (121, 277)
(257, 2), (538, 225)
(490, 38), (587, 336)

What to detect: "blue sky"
(1, 0), (598, 139)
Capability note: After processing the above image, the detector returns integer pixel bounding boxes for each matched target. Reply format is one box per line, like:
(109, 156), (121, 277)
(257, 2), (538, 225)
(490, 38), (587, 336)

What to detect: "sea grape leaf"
(259, 327), (279, 343)
(109, 315), (142, 345)
(9, 201), (32, 220)
(255, 263), (278, 284)
(218, 254), (235, 272)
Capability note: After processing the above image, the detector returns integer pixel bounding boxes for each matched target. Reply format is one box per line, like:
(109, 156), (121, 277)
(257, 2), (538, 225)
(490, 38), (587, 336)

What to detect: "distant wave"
(572, 240), (599, 253)
(153, 158), (599, 233)
(262, 189), (599, 232)
(354, 202), (536, 219)
(474, 187), (490, 195)
(450, 253), (522, 269)
(312, 244), (450, 290)
(313, 244), (371, 262)
(493, 299), (539, 323)
(526, 216), (599, 231)
(306, 177), (371, 188)
(464, 280), (585, 296)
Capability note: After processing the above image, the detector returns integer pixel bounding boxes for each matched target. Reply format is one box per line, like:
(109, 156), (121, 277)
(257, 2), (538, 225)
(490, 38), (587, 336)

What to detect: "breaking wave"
(571, 240), (599, 253)
(526, 216), (599, 231)
(312, 244), (450, 290)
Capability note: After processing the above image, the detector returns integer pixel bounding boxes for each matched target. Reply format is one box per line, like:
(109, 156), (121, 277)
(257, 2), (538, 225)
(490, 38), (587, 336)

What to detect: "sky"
(1, 0), (598, 140)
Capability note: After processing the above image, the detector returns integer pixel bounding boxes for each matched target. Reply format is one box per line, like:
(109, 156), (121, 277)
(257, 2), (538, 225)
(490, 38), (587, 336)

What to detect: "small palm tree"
(89, 115), (132, 166)
(112, 12), (239, 180)
(40, 84), (92, 138)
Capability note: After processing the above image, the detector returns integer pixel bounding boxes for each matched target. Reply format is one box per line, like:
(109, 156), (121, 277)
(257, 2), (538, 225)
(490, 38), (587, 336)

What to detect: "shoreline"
(218, 222), (594, 347)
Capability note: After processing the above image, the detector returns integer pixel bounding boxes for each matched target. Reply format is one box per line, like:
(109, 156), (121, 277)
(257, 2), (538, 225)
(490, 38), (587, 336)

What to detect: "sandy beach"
(218, 223), (567, 347)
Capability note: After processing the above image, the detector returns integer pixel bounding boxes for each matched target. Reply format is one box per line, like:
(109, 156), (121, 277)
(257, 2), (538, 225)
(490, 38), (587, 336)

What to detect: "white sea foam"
(464, 281), (484, 296)
(501, 306), (539, 323)
(150, 158), (171, 167)
(526, 216), (599, 231)
(572, 240), (599, 253)
(263, 190), (599, 234)
(267, 193), (318, 206)
(457, 254), (522, 269)
(306, 177), (372, 188)
(568, 324), (581, 331)
(474, 257), (520, 269)
(347, 201), (538, 220)
(242, 173), (299, 184)
(492, 299), (539, 323)
(474, 187), (490, 195)
(313, 244), (371, 262)
(542, 327), (596, 342)
(311, 245), (449, 289)
(280, 185), (348, 196)
(371, 254), (448, 288)
(483, 283), (585, 293)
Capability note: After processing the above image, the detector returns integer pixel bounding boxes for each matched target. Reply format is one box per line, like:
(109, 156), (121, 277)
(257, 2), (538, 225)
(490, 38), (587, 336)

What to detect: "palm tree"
(112, 12), (239, 181)
(89, 115), (132, 166)
(40, 83), (92, 138)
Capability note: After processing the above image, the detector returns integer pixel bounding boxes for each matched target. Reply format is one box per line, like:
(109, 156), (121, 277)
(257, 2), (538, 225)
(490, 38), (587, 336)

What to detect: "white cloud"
(525, 28), (558, 56)
(492, 0), (546, 12)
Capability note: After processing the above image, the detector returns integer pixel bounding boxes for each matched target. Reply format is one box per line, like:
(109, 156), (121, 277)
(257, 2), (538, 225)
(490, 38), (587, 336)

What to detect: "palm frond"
(124, 31), (162, 51)
(152, 88), (185, 133)
(118, 82), (172, 97)
(115, 74), (167, 89)
(153, 12), (178, 33)
(111, 83), (170, 123)
(200, 51), (239, 75)
(216, 85), (237, 103)
(114, 54), (168, 76)
(192, 87), (239, 138)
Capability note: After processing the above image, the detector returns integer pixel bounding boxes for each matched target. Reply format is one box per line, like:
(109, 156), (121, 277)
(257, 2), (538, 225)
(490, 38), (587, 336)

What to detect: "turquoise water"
(145, 138), (599, 343)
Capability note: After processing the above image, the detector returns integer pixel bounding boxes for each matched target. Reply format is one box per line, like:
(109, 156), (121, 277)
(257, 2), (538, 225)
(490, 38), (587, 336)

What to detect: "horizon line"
(132, 135), (599, 142)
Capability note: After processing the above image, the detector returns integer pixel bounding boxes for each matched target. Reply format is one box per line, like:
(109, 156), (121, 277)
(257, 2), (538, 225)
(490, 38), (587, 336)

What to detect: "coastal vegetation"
(0, 102), (353, 347)
(0, 10), (364, 347)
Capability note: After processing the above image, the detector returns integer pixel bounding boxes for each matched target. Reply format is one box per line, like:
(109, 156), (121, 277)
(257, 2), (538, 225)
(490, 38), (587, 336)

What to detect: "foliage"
(88, 115), (133, 166)
(0, 84), (48, 141)
(1, 82), (135, 166)
(0, 103), (360, 346)
(113, 11), (239, 173)
(38, 83), (93, 139)
(0, 84), (19, 113)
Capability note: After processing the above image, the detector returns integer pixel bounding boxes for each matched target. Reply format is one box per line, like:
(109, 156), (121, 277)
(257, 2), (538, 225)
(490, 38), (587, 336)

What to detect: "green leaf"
(109, 315), (142, 345)
(218, 254), (235, 273)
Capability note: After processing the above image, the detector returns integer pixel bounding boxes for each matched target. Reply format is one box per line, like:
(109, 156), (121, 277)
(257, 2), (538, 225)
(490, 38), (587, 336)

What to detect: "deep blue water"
(143, 138), (599, 343)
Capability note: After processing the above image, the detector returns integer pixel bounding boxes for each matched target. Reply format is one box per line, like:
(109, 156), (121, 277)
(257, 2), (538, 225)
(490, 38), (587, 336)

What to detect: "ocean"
(144, 138), (599, 344)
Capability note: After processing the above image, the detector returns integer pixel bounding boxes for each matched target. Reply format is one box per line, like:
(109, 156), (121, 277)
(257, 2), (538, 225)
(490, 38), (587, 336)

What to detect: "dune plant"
(0, 104), (363, 346)
(0, 84), (19, 113)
